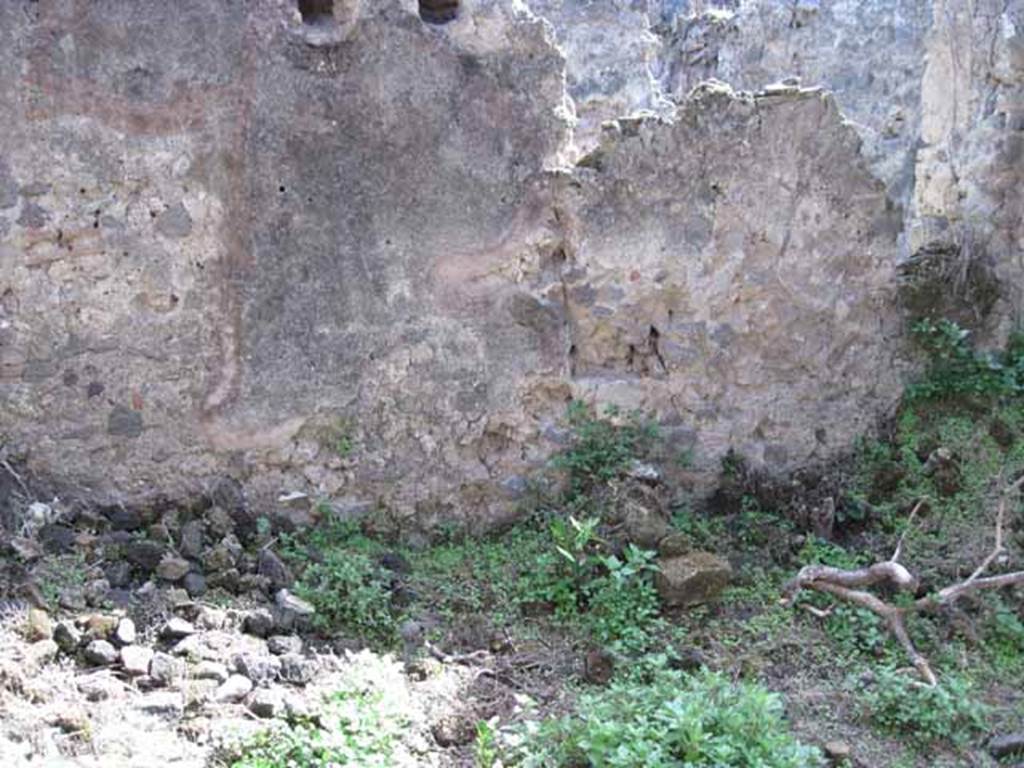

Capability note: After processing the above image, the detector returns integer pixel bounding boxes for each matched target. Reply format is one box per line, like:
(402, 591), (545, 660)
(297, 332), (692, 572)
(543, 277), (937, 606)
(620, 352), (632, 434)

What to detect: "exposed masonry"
(0, 0), (1020, 531)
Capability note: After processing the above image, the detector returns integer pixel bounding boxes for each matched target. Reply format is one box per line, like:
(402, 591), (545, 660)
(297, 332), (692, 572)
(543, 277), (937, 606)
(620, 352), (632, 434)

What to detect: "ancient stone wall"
(1, 0), (1021, 530)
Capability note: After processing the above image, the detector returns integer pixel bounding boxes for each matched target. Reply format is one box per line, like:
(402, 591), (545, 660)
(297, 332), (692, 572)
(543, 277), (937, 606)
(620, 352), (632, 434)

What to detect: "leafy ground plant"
(502, 668), (823, 768)
(862, 666), (989, 749)
(225, 652), (410, 768)
(553, 400), (658, 504)
(281, 518), (398, 647)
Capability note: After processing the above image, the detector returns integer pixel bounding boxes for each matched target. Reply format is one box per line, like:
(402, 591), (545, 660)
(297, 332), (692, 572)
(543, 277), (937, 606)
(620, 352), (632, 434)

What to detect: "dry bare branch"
(783, 477), (1024, 684)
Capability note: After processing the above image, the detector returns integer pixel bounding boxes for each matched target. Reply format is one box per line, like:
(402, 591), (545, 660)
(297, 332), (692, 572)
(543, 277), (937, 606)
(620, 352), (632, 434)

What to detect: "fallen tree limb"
(782, 477), (1024, 685)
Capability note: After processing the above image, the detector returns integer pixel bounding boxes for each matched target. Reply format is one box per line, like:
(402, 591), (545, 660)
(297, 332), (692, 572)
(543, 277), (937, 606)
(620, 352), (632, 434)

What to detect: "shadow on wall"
(298, 0), (335, 25)
(298, 0), (459, 26)
(419, 0), (460, 24)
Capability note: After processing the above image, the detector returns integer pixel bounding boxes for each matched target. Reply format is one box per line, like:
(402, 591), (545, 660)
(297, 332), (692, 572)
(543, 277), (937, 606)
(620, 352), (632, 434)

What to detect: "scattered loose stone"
(274, 589), (314, 630)
(431, 714), (476, 747)
(192, 660), (229, 683)
(232, 653), (281, 686)
(84, 639), (118, 666)
(81, 613), (119, 640)
(655, 551), (733, 607)
(149, 652), (186, 687)
(195, 606), (227, 630)
(278, 653), (313, 685)
(183, 572), (207, 597)
(215, 674), (253, 703)
(137, 691), (184, 718)
(120, 645), (154, 676)
(24, 608), (52, 642)
(242, 609), (275, 638)
(824, 740), (852, 764)
(257, 549), (294, 591)
(53, 621), (82, 654)
(53, 709), (90, 734)
(247, 687), (283, 718)
(157, 555), (191, 582)
(114, 617), (136, 646)
(160, 617), (196, 640)
(267, 635), (302, 656)
(26, 639), (59, 669)
(991, 733), (1024, 759)
(171, 633), (204, 658)
(179, 520), (205, 560)
(77, 675), (122, 702)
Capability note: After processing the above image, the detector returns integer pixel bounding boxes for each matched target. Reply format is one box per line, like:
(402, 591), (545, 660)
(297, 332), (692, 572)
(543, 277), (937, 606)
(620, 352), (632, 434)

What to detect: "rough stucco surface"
(0, 0), (1020, 528)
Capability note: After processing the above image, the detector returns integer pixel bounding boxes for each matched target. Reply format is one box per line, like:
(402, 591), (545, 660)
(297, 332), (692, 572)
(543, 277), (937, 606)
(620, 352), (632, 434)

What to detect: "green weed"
(504, 668), (823, 767)
(862, 666), (989, 749)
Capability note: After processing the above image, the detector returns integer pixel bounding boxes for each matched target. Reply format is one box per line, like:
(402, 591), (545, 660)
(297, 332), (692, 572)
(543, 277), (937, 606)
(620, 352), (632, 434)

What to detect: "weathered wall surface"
(542, 0), (1024, 335)
(0, 0), (1019, 529)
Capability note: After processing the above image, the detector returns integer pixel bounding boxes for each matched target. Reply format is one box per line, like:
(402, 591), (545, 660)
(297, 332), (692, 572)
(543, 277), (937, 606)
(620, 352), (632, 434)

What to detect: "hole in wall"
(419, 0), (459, 24)
(298, 0), (335, 25)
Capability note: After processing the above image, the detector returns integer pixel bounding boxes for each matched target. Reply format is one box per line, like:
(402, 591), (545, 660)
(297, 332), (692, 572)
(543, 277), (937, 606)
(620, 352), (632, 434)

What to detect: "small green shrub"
(505, 668), (822, 767)
(553, 400), (658, 501)
(515, 516), (663, 649)
(582, 545), (662, 652)
(293, 548), (396, 645)
(985, 597), (1024, 674)
(862, 667), (989, 748)
(907, 318), (1024, 403)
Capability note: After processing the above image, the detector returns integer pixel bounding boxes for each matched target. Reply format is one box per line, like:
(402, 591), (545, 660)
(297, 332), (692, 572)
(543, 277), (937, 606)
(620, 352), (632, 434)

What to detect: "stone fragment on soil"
(991, 733), (1024, 759)
(150, 652), (186, 687)
(192, 660), (230, 683)
(267, 634), (302, 656)
(278, 653), (314, 685)
(655, 551), (732, 607)
(431, 714), (476, 747)
(81, 613), (119, 640)
(137, 691), (185, 718)
(83, 638), (118, 666)
(179, 520), (205, 560)
(582, 648), (614, 685)
(824, 740), (852, 764)
(157, 555), (192, 582)
(53, 620), (82, 653)
(231, 653), (281, 686)
(242, 608), (275, 638)
(26, 639), (59, 669)
(161, 617), (196, 639)
(114, 617), (136, 646)
(247, 687), (283, 718)
(257, 549), (294, 591)
(24, 608), (52, 642)
(183, 572), (207, 597)
(120, 645), (154, 676)
(274, 589), (314, 631)
(215, 674), (254, 703)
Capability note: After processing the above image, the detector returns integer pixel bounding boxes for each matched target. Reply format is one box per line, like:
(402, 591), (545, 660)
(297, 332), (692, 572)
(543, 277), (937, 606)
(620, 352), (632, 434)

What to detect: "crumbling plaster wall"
(0, 0), (1016, 529)
(539, 0), (1024, 335)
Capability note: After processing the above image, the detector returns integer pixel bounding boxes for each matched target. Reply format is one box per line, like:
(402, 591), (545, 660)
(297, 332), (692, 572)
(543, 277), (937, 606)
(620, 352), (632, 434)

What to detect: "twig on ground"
(783, 477), (1024, 685)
